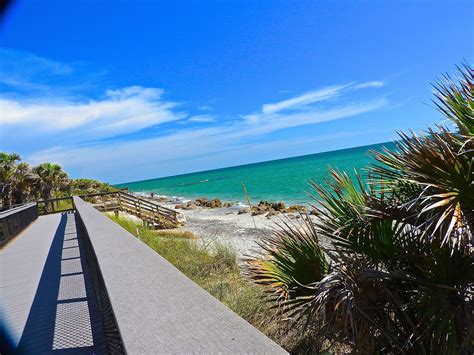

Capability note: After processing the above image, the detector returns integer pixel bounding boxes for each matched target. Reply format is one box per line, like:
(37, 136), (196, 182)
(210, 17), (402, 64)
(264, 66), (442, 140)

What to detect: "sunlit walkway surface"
(0, 213), (107, 353)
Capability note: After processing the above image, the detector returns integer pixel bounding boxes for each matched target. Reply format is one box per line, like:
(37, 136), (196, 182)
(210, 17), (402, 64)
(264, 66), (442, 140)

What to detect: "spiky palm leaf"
(370, 128), (473, 252)
(245, 216), (329, 302)
(432, 62), (474, 136)
(246, 63), (473, 353)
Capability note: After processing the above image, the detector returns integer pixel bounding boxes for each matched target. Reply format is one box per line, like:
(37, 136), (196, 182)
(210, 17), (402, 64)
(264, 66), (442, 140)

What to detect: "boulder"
(194, 197), (209, 206)
(195, 197), (222, 208)
(182, 202), (197, 210)
(271, 202), (286, 211)
(251, 205), (266, 216)
(285, 205), (307, 213)
(208, 199), (222, 208)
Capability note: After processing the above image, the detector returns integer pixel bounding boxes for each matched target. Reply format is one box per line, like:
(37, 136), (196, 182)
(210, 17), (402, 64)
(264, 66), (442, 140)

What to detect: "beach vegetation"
(0, 155), (115, 210)
(246, 63), (474, 353)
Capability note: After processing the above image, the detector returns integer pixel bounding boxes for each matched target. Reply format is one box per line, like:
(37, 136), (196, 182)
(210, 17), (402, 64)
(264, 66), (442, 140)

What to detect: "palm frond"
(432, 62), (474, 136)
(370, 128), (473, 252)
(245, 216), (329, 302)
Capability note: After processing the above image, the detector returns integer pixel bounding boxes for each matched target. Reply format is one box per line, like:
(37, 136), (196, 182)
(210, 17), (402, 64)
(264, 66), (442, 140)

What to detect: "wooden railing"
(79, 191), (182, 227)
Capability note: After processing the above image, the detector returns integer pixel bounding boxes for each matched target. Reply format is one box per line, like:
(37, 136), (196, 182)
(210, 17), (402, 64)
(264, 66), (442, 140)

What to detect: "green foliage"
(245, 217), (329, 302)
(246, 64), (474, 354)
(0, 154), (114, 210)
(70, 178), (115, 196)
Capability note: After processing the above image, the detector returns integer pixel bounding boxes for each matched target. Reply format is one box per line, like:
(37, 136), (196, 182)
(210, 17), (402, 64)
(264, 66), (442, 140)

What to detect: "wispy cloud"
(262, 84), (351, 114)
(0, 49), (390, 182)
(187, 114), (216, 123)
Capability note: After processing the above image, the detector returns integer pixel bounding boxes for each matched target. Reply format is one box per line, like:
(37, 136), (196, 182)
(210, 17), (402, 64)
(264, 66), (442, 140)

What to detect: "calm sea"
(116, 142), (395, 205)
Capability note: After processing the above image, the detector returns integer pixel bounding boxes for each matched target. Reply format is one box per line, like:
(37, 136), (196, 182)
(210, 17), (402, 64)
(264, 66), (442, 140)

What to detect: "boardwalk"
(1, 212), (107, 353)
(1, 198), (286, 354)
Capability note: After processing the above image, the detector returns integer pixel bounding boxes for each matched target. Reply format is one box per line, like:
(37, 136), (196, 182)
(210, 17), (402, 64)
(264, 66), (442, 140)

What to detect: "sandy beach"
(155, 197), (316, 259)
(163, 202), (280, 257)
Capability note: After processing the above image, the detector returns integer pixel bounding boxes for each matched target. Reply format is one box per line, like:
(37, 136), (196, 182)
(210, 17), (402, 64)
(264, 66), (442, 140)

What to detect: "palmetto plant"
(246, 64), (474, 354)
(11, 162), (40, 205)
(0, 152), (21, 209)
(33, 162), (69, 212)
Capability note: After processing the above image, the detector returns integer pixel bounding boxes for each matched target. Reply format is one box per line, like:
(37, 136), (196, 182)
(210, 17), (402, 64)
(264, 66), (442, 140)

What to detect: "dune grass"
(107, 213), (315, 353)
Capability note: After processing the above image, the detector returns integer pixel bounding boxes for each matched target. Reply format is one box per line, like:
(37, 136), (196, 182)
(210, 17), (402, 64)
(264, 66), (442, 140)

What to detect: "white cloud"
(187, 114), (216, 123)
(262, 84), (351, 114)
(261, 81), (384, 115)
(198, 105), (213, 111)
(353, 81), (385, 89)
(0, 49), (390, 182)
(0, 86), (182, 139)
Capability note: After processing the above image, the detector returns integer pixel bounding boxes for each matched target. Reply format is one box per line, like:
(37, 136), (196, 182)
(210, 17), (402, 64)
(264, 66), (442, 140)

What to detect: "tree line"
(0, 153), (114, 210)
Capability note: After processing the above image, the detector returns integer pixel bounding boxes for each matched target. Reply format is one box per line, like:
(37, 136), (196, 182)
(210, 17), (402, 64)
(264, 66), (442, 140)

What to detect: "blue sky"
(0, 0), (473, 183)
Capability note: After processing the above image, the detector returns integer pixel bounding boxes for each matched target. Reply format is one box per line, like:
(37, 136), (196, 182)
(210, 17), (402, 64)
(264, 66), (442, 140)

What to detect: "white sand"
(162, 202), (308, 258)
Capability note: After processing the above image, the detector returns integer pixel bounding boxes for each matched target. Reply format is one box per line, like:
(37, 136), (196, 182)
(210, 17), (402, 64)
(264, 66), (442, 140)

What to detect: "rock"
(309, 209), (318, 216)
(251, 206), (266, 215)
(194, 197), (208, 206)
(285, 205), (307, 213)
(209, 198), (222, 208)
(238, 207), (250, 214)
(182, 202), (197, 210)
(271, 202), (286, 211)
(223, 202), (233, 207)
(195, 197), (222, 208)
(175, 204), (184, 209)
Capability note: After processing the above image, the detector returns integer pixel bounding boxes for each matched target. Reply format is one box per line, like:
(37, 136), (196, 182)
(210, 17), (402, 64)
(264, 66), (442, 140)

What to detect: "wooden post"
(117, 192), (122, 211)
(102, 195), (107, 212)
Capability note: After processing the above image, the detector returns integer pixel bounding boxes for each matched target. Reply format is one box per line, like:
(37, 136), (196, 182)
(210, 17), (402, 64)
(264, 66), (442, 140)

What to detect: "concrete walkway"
(0, 212), (106, 354)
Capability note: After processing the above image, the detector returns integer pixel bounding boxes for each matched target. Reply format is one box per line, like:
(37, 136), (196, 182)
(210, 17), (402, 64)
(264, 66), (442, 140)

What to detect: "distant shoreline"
(114, 141), (395, 207)
(128, 190), (311, 209)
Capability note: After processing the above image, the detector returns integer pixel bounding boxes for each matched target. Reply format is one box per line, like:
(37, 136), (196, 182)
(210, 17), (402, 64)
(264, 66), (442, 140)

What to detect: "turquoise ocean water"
(116, 142), (395, 205)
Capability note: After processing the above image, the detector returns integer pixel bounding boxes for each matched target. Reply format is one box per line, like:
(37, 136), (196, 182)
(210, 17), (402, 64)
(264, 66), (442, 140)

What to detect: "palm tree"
(11, 162), (40, 205)
(246, 63), (473, 353)
(33, 163), (69, 211)
(0, 152), (21, 209)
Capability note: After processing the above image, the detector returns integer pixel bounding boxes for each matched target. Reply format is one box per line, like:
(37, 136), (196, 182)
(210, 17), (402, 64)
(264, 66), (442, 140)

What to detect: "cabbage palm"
(11, 162), (40, 205)
(246, 63), (474, 353)
(0, 152), (21, 209)
(33, 163), (69, 211)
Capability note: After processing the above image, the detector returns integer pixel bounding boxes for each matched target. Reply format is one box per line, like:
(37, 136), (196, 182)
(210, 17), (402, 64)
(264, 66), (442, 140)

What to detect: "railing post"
(102, 194), (107, 212)
(117, 192), (122, 210)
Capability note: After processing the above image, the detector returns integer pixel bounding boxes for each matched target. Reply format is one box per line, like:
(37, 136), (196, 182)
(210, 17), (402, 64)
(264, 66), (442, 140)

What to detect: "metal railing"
(0, 203), (38, 247)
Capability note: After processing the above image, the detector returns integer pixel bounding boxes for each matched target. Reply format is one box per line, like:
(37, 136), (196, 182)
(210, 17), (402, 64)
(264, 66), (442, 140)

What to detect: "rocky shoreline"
(130, 192), (317, 257)
(165, 195), (310, 218)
